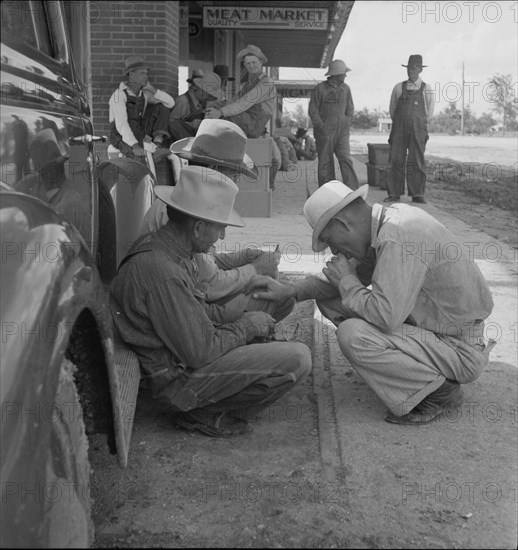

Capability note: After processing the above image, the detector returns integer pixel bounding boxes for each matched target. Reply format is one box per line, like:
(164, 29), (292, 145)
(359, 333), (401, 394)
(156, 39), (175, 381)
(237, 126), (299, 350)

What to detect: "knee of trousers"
(336, 318), (374, 363)
(283, 343), (312, 381)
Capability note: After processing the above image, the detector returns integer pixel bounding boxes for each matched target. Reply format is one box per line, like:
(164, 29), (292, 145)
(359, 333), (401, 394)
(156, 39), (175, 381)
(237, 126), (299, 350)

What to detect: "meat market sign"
(202, 6), (328, 30)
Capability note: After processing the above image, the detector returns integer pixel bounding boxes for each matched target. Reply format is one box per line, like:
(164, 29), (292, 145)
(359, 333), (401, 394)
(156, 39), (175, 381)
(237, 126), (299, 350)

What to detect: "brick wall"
(90, 1), (179, 148)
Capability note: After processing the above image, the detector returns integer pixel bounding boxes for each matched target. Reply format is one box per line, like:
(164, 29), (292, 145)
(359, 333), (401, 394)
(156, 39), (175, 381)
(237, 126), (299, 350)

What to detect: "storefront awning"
(192, 1), (355, 68)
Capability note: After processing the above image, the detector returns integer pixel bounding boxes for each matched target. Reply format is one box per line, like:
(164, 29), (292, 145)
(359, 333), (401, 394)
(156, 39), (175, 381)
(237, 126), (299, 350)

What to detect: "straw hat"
(303, 181), (369, 252)
(325, 60), (351, 76)
(170, 119), (258, 179)
(154, 166), (244, 227)
(236, 44), (268, 65)
(192, 72), (222, 99)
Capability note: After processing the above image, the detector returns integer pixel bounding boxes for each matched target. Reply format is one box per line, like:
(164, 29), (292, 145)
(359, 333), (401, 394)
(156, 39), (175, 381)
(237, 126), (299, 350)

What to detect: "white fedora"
(303, 181), (369, 252)
(170, 119), (258, 179)
(154, 165), (244, 227)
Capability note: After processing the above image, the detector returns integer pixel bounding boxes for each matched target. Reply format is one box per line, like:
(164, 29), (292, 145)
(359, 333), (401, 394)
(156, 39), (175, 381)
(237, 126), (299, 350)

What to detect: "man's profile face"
(194, 220), (226, 253)
(407, 65), (422, 82)
(319, 217), (370, 260)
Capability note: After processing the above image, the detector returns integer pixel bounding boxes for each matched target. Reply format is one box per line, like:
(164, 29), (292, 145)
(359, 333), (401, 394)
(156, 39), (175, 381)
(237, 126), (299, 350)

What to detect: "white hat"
(192, 72), (221, 99)
(170, 119), (258, 179)
(303, 181), (369, 252)
(154, 165), (244, 227)
(325, 59), (351, 76)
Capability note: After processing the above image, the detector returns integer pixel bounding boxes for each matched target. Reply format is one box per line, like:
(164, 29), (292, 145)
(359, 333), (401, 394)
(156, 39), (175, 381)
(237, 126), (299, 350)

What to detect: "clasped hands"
(244, 253), (354, 301)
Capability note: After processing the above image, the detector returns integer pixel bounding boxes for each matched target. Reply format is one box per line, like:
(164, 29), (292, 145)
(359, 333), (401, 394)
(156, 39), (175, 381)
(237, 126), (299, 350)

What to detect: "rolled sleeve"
(220, 77), (276, 117)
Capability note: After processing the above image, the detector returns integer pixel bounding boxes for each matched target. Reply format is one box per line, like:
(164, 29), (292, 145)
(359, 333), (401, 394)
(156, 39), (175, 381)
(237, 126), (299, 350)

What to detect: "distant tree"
(487, 73), (518, 135)
(429, 102), (461, 134)
(292, 103), (308, 129)
(352, 107), (377, 129)
(472, 112), (497, 135)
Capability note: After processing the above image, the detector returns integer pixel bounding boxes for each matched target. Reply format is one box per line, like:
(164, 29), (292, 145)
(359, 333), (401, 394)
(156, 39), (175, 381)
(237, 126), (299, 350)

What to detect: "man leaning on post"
(245, 181), (496, 425)
(110, 166), (311, 437)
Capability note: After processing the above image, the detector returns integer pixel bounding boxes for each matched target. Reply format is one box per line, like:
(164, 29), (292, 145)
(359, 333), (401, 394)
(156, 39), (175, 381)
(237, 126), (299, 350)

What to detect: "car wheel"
(46, 358), (93, 548)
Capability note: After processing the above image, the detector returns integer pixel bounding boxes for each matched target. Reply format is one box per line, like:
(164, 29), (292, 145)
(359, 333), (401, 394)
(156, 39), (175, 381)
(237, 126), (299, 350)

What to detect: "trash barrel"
(366, 143), (390, 190)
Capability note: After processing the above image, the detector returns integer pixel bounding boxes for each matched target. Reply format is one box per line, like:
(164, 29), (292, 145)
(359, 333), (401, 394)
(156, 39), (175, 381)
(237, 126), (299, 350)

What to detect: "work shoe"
(411, 196), (427, 204)
(383, 195), (400, 202)
(384, 379), (463, 425)
(174, 409), (253, 438)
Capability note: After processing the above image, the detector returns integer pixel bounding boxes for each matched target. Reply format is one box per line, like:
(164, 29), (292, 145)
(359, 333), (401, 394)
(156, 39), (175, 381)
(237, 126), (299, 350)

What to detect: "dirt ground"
(89, 162), (517, 548)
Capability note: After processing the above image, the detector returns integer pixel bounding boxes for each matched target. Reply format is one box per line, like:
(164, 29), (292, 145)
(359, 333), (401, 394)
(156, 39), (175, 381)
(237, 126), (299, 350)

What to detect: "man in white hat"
(205, 45), (275, 139)
(308, 59), (359, 189)
(108, 55), (175, 161)
(110, 166), (311, 437)
(139, 119), (290, 320)
(385, 54), (435, 204)
(245, 181), (495, 425)
(169, 72), (222, 140)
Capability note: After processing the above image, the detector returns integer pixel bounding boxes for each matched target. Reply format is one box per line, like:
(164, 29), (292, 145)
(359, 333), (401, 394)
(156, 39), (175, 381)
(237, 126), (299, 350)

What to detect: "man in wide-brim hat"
(308, 59), (359, 189)
(244, 178), (495, 426)
(108, 55), (175, 161)
(140, 119), (292, 318)
(385, 54), (435, 204)
(205, 45), (275, 139)
(169, 72), (222, 140)
(110, 165), (311, 438)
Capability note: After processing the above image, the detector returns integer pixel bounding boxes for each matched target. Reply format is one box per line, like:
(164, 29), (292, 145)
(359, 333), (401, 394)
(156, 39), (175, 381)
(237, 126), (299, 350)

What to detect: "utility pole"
(460, 61), (464, 136)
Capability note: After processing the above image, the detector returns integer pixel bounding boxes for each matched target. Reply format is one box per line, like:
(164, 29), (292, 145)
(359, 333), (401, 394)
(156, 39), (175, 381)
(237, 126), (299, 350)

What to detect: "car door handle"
(70, 135), (107, 145)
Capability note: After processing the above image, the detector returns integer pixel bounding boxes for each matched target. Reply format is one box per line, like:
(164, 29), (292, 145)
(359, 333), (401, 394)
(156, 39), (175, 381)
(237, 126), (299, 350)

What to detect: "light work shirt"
(294, 203), (493, 343)
(109, 81), (175, 147)
(219, 72), (276, 118)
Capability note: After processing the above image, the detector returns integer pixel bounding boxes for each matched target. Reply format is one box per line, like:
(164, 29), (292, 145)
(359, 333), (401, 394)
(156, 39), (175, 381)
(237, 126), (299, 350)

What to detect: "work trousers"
(316, 299), (490, 417)
(314, 126), (359, 188)
(387, 121), (428, 197)
(157, 342), (312, 421)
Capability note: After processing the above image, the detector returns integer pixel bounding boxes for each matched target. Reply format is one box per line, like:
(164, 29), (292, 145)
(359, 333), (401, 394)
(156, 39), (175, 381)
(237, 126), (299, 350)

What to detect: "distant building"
(377, 117), (392, 132)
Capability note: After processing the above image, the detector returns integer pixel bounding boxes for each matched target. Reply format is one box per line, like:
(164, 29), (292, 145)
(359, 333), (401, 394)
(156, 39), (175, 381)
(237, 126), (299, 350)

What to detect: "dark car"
(0, 1), (151, 546)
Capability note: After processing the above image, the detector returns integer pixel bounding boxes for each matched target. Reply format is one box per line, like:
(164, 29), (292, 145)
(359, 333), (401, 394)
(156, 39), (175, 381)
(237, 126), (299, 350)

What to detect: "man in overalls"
(309, 59), (359, 189)
(205, 45), (276, 139)
(385, 54), (435, 204)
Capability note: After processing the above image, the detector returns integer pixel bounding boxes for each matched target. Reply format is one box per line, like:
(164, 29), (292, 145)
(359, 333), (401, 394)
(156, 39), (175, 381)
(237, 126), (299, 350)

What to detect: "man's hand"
(322, 254), (356, 288)
(141, 80), (157, 95)
(251, 248), (281, 278)
(205, 107), (222, 119)
(241, 311), (275, 341)
(243, 275), (296, 303)
(132, 143), (146, 157)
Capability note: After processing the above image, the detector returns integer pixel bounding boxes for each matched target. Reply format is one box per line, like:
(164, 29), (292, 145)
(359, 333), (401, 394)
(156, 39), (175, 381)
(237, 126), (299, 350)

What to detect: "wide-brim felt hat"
(402, 54), (427, 67)
(187, 68), (204, 83)
(237, 44), (268, 65)
(154, 165), (244, 227)
(303, 181), (369, 252)
(124, 55), (149, 75)
(213, 64), (235, 81)
(170, 119), (259, 180)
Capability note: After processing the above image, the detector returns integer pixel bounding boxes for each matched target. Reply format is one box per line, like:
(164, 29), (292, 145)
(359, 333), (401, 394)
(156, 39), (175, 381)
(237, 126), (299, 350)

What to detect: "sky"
(280, 0), (518, 118)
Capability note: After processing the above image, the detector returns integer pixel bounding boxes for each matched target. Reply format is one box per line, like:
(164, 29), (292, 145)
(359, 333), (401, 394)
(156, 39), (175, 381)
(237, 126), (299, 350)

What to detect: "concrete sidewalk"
(225, 157), (518, 547)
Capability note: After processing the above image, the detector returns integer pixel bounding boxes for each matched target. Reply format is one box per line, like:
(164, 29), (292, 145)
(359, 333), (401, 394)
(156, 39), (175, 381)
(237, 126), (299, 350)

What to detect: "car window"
(1, 1), (52, 56)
